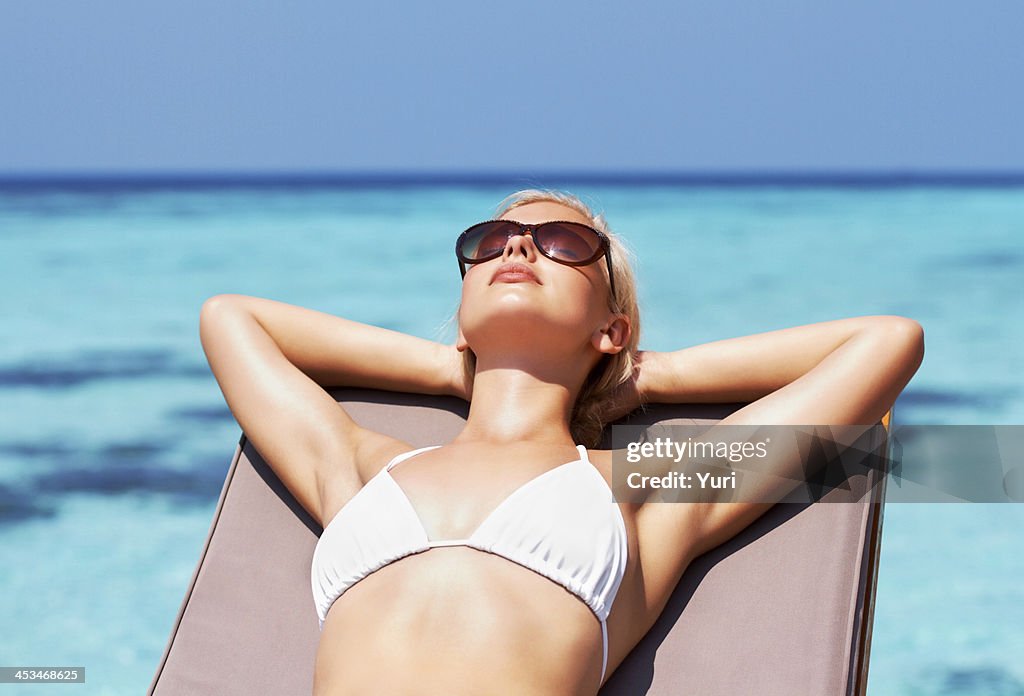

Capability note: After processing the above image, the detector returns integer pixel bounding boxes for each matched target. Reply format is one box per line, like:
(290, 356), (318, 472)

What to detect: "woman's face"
(457, 201), (618, 361)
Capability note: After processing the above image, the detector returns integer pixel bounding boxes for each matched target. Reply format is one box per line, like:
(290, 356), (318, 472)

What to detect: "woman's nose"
(502, 230), (538, 260)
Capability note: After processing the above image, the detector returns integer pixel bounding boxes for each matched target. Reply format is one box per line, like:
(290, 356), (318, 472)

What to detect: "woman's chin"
(464, 318), (590, 359)
(476, 300), (584, 325)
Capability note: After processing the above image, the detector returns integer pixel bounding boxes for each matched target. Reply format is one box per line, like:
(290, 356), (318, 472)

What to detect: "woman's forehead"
(498, 201), (592, 226)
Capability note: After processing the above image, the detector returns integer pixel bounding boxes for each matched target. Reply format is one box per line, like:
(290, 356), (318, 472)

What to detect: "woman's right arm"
(198, 293), (464, 526)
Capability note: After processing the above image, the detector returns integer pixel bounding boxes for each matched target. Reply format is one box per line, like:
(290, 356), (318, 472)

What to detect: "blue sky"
(2, 0), (1022, 173)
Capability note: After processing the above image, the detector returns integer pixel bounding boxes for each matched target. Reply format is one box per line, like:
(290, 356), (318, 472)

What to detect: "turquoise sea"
(1, 177), (1022, 695)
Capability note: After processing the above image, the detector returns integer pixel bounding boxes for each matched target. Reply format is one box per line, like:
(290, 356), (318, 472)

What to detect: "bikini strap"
(576, 443), (590, 464)
(599, 618), (609, 684)
(385, 445), (441, 472)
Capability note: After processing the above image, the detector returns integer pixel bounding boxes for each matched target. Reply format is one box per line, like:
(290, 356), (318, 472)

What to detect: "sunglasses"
(455, 220), (616, 297)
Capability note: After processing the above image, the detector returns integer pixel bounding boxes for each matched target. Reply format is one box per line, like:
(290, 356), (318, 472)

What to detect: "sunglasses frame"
(455, 220), (616, 298)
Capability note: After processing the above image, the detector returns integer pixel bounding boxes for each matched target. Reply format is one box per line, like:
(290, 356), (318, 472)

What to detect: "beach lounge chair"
(148, 389), (891, 695)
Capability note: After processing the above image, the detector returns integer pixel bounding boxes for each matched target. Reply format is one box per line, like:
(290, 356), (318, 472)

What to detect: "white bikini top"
(311, 443), (628, 683)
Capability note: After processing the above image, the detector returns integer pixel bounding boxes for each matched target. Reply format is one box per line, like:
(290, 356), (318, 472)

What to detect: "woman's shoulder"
(584, 447), (615, 487)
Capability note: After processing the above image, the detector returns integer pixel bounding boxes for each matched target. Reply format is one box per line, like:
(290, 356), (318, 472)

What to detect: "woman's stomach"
(313, 546), (602, 696)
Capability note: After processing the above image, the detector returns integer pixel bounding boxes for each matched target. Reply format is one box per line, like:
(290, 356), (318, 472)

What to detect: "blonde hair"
(456, 189), (642, 447)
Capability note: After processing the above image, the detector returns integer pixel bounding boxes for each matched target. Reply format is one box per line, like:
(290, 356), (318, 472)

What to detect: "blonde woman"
(199, 190), (923, 695)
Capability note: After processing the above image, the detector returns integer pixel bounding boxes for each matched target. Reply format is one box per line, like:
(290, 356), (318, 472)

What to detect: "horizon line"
(2, 168), (1024, 189)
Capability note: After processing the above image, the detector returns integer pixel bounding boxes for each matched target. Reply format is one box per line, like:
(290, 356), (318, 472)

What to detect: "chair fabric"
(149, 389), (887, 695)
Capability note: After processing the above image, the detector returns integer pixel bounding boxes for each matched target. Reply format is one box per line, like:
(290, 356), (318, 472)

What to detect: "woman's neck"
(455, 366), (579, 445)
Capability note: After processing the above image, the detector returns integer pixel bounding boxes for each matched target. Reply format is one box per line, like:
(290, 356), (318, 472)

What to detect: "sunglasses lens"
(460, 221), (519, 261)
(535, 223), (603, 263)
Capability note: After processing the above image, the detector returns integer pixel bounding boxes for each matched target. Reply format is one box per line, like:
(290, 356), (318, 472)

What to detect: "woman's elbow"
(199, 294), (247, 346)
(874, 315), (925, 376)
(201, 293), (246, 316)
(887, 315), (924, 352)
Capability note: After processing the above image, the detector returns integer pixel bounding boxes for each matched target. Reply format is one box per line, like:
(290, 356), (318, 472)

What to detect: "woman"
(199, 190), (924, 696)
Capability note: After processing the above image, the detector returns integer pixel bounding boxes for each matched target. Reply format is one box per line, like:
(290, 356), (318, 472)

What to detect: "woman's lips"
(491, 263), (539, 283)
(494, 271), (539, 283)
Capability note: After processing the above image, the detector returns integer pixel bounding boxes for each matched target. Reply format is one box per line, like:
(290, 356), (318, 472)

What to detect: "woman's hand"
(445, 344), (473, 402)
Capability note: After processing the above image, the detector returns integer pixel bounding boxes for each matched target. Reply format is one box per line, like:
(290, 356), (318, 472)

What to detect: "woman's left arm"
(631, 314), (923, 425)
(631, 315), (923, 563)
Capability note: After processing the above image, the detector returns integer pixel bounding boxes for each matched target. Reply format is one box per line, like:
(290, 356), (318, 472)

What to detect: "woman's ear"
(456, 325), (469, 352)
(594, 314), (631, 355)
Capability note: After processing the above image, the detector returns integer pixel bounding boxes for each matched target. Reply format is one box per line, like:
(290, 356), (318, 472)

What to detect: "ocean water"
(1, 178), (1022, 695)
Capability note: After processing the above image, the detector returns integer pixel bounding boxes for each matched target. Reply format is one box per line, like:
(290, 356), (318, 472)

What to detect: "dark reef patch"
(0, 482), (58, 524)
(0, 348), (208, 389)
(168, 404), (234, 424)
(897, 387), (1011, 410)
